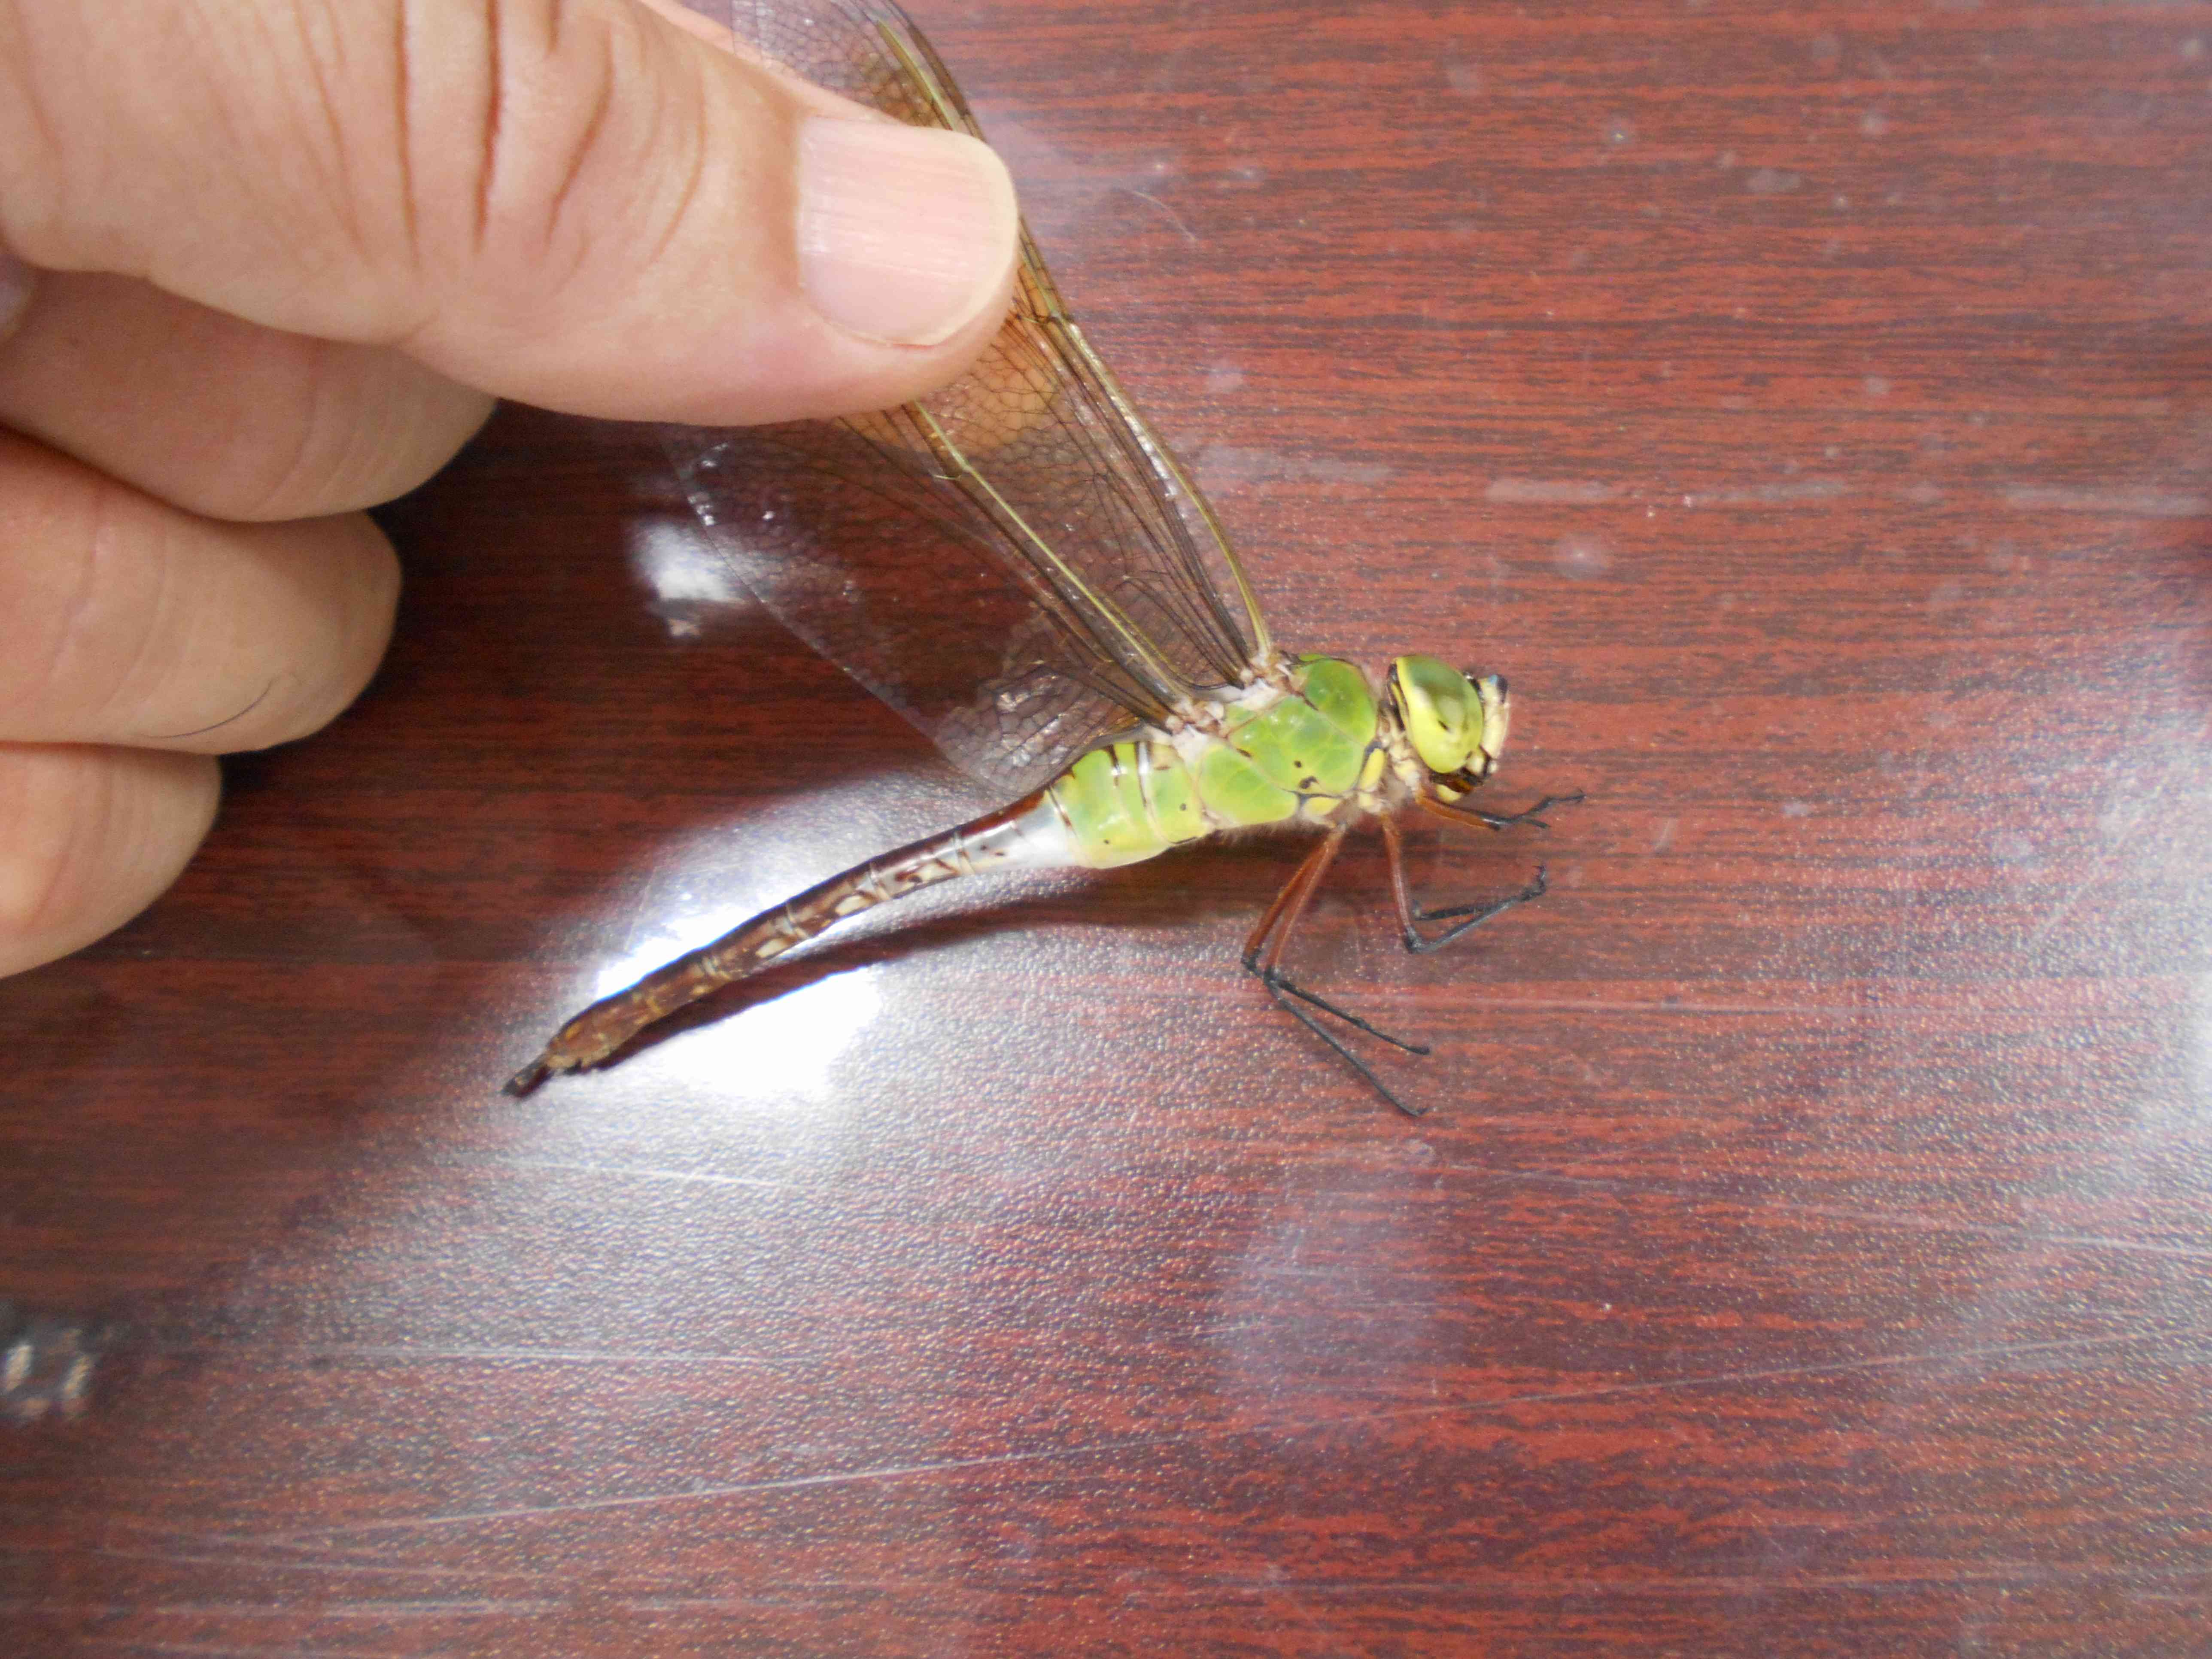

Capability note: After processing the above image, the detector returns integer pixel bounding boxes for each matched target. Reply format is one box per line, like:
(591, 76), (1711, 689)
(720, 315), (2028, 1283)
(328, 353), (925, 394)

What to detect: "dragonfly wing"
(721, 0), (987, 136)
(674, 0), (1281, 791)
(670, 419), (1142, 793)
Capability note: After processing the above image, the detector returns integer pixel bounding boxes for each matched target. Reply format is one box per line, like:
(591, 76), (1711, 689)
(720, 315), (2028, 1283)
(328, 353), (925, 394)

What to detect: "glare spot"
(1552, 534), (1613, 578)
(590, 915), (884, 1106)
(684, 969), (885, 1105)
(590, 910), (723, 1002)
(626, 517), (744, 605)
(2000, 484), (2210, 518)
(1489, 477), (1618, 505)
(1198, 446), (1393, 490)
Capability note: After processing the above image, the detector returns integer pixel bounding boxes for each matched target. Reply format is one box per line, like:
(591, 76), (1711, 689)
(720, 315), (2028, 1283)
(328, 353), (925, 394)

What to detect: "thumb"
(0, 0), (1019, 424)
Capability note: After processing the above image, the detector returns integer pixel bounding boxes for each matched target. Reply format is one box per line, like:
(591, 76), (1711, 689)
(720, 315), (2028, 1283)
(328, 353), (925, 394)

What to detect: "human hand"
(0, 0), (1018, 977)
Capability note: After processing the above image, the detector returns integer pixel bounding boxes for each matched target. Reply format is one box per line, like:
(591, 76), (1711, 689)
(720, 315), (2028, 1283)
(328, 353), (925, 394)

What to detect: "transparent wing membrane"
(673, 0), (1275, 790)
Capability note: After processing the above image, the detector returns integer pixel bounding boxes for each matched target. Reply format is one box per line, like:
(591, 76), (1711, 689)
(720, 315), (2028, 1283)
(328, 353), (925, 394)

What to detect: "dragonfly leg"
(1259, 977), (1430, 1119)
(1243, 830), (1425, 1052)
(1384, 811), (1553, 957)
(1419, 790), (1586, 833)
(1242, 828), (1434, 1118)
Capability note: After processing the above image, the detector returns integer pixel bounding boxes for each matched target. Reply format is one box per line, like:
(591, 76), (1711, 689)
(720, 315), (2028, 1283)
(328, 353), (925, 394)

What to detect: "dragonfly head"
(1388, 656), (1510, 797)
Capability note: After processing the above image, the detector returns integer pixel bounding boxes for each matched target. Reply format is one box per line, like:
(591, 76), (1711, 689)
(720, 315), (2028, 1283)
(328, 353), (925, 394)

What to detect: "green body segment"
(1046, 656), (1383, 870)
(1290, 655), (1379, 762)
(1047, 740), (1208, 869)
(1231, 656), (1373, 798)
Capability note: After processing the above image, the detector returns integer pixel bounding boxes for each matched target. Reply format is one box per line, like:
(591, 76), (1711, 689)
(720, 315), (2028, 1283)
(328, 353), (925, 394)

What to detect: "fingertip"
(216, 511), (402, 752)
(794, 121), (1018, 350)
(0, 744), (220, 977)
(0, 432), (402, 758)
(726, 215), (1016, 425)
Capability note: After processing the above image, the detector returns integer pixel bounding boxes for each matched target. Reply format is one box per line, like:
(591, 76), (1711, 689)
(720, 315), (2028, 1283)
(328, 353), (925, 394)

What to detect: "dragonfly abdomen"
(506, 787), (1076, 1091)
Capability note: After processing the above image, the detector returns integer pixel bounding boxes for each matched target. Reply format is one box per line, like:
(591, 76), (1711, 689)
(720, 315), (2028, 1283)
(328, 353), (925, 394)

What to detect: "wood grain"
(6, 2), (2211, 1653)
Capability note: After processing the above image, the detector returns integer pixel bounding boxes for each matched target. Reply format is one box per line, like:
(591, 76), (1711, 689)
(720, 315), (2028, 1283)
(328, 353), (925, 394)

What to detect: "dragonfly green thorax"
(506, 1), (1579, 1113)
(1026, 654), (1513, 872)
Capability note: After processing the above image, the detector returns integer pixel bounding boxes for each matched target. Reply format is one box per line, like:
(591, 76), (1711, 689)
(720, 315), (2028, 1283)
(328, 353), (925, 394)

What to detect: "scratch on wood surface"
(459, 1155), (808, 1192)
(91, 1544), (496, 1582)
(136, 1343), (784, 1367)
(77, 1645), (313, 1658)
(77, 1597), (559, 1625)
(209, 1325), (2205, 1555)
(1099, 1562), (2212, 1601)
(2024, 730), (2203, 948)
(1119, 187), (1198, 243)
(1431, 1161), (2212, 1265)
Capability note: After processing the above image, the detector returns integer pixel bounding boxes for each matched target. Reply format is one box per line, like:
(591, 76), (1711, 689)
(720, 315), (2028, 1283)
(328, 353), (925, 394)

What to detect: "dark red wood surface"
(7, 2), (2212, 1653)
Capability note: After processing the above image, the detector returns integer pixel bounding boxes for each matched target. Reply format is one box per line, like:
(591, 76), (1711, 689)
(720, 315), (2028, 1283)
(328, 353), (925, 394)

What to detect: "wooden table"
(8, 2), (2211, 1652)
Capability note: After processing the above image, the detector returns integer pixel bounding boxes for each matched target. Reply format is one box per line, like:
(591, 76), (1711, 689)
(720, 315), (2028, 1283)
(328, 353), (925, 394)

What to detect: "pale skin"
(0, 0), (1020, 979)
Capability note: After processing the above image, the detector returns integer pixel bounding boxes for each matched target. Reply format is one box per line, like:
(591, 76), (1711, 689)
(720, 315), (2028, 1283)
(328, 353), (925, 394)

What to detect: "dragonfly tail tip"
(503, 1056), (554, 1097)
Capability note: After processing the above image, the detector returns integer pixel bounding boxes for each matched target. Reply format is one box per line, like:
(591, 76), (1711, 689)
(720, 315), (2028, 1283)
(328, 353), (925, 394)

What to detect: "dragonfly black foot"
(1404, 865), (1552, 955)
(1251, 965), (1431, 1056)
(1468, 790), (1586, 833)
(1241, 958), (1434, 1118)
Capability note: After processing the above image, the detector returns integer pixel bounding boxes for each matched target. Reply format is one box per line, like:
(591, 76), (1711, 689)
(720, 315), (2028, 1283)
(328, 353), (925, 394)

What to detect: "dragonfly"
(507, 0), (1579, 1114)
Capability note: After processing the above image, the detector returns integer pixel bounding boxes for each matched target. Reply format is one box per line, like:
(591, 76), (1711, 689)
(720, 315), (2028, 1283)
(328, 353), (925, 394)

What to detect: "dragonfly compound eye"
(1390, 654), (1486, 775)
